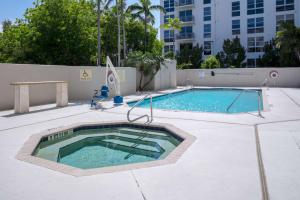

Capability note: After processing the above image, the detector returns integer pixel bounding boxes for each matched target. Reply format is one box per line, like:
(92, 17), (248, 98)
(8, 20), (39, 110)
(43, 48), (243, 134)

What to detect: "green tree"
(218, 37), (246, 68)
(257, 39), (280, 67)
(276, 22), (300, 66)
(162, 17), (182, 58)
(1, 20), (12, 32)
(176, 44), (203, 69)
(25, 0), (98, 65)
(201, 55), (220, 69)
(128, 0), (165, 53)
(125, 51), (165, 90)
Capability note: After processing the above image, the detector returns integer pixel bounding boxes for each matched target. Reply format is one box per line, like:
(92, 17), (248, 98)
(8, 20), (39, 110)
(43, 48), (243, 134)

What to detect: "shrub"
(201, 56), (220, 69)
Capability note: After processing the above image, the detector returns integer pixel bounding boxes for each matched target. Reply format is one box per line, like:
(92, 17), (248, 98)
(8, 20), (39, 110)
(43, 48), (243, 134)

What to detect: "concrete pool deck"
(0, 87), (300, 200)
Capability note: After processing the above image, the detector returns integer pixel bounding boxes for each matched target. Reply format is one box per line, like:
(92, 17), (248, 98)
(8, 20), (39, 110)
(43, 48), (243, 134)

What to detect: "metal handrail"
(226, 90), (244, 112)
(226, 89), (263, 118)
(127, 94), (153, 123)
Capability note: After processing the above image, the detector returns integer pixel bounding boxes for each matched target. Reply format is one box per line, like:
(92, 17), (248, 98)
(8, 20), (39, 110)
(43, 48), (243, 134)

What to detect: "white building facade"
(160, 0), (300, 67)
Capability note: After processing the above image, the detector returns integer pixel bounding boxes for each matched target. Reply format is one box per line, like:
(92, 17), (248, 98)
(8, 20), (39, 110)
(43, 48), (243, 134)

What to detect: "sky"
(0, 0), (161, 31)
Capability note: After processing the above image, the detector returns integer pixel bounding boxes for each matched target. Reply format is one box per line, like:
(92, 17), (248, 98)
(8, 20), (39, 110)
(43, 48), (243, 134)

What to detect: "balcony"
(176, 32), (194, 40)
(176, 0), (194, 8)
(179, 15), (194, 23)
(164, 38), (175, 43)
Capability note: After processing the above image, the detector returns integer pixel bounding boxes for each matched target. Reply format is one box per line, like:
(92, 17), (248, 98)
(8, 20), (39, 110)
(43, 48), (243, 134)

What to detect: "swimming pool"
(128, 88), (263, 113)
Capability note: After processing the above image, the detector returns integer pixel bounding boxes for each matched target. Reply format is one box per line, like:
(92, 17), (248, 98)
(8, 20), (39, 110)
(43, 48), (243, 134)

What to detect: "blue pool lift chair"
(91, 85), (109, 107)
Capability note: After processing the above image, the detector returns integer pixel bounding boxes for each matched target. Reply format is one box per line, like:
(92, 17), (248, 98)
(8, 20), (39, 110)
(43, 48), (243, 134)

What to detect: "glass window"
(204, 41), (212, 55)
(179, 10), (193, 22)
(204, 0), (211, 4)
(247, 17), (264, 34)
(247, 0), (264, 15)
(204, 7), (211, 21)
(179, 26), (193, 39)
(232, 20), (240, 35)
(276, 0), (294, 12)
(164, 30), (174, 43)
(248, 36), (264, 52)
(204, 24), (211, 38)
(179, 0), (194, 6)
(232, 1), (240, 17)
(276, 14), (294, 31)
(164, 0), (175, 13)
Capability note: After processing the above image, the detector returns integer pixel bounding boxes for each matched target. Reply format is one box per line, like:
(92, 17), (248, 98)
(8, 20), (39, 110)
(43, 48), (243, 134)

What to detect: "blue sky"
(0, 0), (161, 31)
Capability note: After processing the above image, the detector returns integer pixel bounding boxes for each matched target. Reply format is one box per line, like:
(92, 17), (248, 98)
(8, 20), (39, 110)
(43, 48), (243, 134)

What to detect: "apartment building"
(160, 0), (300, 67)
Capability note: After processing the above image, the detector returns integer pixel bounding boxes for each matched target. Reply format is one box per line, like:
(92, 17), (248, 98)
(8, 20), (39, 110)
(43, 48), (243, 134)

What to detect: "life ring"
(269, 70), (279, 79)
(107, 71), (115, 84)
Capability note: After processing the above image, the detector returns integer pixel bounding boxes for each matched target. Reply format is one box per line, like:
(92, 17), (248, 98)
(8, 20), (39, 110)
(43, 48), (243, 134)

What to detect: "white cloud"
(0, 23), (2, 32)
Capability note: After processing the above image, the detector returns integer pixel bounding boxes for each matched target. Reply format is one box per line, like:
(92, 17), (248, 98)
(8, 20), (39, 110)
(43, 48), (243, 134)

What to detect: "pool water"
(34, 125), (182, 169)
(128, 89), (263, 113)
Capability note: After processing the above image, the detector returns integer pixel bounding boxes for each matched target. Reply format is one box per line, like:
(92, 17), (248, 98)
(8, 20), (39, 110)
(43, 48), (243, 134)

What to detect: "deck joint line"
(280, 89), (300, 107)
(254, 124), (270, 200)
(131, 171), (147, 200)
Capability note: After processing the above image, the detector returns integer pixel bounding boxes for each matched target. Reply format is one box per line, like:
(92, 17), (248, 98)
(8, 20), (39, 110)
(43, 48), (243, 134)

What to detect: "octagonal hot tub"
(17, 122), (195, 176)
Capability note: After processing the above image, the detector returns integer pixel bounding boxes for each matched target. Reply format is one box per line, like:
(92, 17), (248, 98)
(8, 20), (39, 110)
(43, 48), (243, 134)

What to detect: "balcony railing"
(164, 38), (175, 43)
(176, 32), (194, 40)
(176, 0), (194, 7)
(179, 15), (194, 22)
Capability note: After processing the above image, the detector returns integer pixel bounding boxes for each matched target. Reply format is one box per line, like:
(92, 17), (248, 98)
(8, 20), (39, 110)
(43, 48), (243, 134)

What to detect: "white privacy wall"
(177, 68), (300, 87)
(0, 64), (136, 110)
(136, 59), (177, 91)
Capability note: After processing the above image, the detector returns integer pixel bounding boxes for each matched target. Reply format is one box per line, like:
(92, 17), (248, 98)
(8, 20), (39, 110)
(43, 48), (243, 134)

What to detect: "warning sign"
(80, 69), (92, 81)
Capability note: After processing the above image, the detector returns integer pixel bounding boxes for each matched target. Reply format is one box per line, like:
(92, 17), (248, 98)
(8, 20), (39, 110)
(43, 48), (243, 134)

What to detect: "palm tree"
(119, 0), (127, 61)
(96, 0), (113, 66)
(276, 22), (300, 62)
(162, 17), (182, 56)
(128, 0), (165, 53)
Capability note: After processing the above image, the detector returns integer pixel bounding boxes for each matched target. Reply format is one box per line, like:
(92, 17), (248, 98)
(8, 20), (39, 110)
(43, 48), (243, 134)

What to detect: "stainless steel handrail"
(127, 94), (153, 123)
(226, 89), (263, 118)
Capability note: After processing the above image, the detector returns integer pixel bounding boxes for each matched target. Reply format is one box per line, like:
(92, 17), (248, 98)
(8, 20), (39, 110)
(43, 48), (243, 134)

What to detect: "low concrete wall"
(0, 64), (136, 110)
(177, 68), (300, 87)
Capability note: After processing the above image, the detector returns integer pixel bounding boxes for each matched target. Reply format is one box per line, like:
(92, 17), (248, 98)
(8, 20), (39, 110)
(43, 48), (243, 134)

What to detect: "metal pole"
(116, 0), (121, 67)
(97, 0), (101, 66)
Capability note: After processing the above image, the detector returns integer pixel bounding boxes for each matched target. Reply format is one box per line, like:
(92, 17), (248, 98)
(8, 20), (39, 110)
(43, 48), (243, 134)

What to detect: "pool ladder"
(127, 94), (153, 124)
(226, 89), (263, 118)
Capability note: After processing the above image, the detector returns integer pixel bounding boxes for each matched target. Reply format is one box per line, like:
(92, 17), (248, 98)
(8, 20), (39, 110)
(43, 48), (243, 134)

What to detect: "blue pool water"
(128, 89), (263, 113)
(34, 125), (182, 169)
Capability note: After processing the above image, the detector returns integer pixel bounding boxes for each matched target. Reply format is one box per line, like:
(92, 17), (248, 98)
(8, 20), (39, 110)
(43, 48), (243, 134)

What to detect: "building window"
(276, 14), (294, 31)
(204, 41), (212, 55)
(232, 1), (240, 17)
(164, 30), (174, 43)
(248, 36), (264, 52)
(247, 0), (264, 15)
(204, 0), (211, 4)
(164, 0), (175, 13)
(276, 0), (294, 12)
(204, 24), (211, 38)
(247, 17), (264, 34)
(232, 20), (240, 35)
(179, 10), (193, 22)
(204, 7), (211, 21)
(164, 14), (174, 23)
(164, 45), (174, 53)
(178, 26), (193, 39)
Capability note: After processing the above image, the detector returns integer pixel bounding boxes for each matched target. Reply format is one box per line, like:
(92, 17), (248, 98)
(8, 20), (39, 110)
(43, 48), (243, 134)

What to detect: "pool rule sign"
(80, 69), (92, 81)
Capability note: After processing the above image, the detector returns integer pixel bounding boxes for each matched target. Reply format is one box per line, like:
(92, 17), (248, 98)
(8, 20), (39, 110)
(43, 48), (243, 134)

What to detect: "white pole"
(116, 0), (121, 67)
